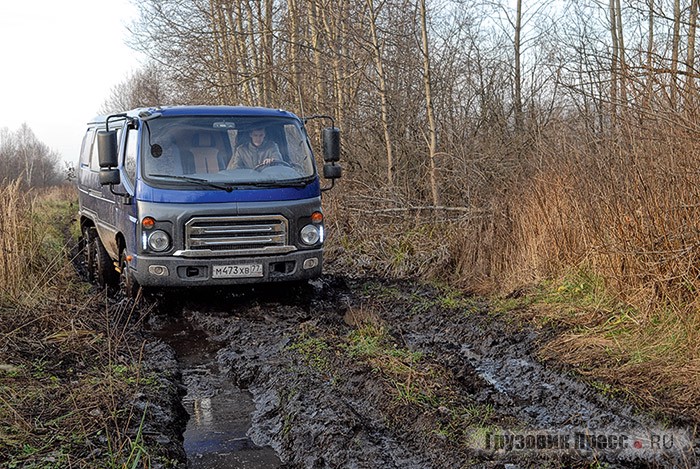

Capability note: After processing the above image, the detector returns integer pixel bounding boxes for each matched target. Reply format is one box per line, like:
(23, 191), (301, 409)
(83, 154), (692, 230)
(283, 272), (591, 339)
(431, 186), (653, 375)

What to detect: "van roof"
(88, 105), (298, 125)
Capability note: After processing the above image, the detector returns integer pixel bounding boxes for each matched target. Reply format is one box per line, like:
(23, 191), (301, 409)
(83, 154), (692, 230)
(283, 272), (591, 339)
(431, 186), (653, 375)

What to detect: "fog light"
(148, 265), (169, 276)
(303, 258), (319, 270)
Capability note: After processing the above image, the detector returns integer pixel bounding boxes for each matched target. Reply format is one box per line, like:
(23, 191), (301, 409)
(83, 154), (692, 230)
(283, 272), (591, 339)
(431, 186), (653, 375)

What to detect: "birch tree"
(366, 0), (395, 186)
(419, 0), (440, 206)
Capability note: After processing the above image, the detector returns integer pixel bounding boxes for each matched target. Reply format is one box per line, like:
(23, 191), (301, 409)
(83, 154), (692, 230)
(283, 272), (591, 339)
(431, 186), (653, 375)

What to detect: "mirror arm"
(302, 114), (335, 127)
(108, 183), (133, 205)
(321, 178), (337, 193)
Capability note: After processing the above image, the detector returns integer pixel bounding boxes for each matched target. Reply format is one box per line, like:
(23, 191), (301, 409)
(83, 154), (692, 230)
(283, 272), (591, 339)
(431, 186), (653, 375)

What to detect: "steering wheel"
(255, 159), (293, 170)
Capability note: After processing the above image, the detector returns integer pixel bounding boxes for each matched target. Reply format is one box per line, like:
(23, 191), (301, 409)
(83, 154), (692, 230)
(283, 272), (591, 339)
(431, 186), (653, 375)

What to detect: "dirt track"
(140, 275), (698, 468)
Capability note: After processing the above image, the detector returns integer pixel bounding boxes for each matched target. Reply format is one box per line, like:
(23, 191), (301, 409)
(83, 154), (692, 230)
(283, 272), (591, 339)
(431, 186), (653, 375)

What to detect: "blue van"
(77, 106), (341, 295)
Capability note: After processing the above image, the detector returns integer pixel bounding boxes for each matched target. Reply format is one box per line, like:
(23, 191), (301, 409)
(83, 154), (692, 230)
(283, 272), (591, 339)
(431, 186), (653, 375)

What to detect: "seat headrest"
(193, 133), (213, 147)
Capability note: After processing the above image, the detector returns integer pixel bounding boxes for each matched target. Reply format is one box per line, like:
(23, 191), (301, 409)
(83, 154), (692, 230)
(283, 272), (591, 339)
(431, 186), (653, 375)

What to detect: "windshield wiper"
(233, 177), (314, 189)
(149, 174), (234, 192)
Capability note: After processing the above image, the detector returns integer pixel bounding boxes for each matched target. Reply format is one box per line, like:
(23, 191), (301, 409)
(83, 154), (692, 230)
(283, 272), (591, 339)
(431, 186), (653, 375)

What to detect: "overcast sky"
(0, 0), (144, 164)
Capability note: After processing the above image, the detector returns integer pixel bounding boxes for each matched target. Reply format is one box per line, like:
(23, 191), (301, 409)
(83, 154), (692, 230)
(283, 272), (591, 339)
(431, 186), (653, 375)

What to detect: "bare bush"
(0, 125), (63, 188)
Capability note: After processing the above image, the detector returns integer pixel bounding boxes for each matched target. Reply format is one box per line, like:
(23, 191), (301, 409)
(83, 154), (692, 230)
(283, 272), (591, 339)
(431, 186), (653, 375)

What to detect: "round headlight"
(300, 224), (321, 245)
(147, 230), (171, 252)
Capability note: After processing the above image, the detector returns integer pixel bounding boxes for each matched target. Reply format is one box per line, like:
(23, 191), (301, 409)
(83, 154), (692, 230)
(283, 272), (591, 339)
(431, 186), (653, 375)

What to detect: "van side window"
(80, 129), (95, 168)
(89, 131), (101, 172)
(124, 128), (138, 183)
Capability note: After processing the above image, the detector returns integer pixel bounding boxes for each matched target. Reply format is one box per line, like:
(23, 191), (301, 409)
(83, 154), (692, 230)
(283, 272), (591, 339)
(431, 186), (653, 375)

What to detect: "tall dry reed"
(495, 118), (700, 310)
(329, 111), (700, 416)
(448, 115), (700, 416)
(0, 180), (36, 304)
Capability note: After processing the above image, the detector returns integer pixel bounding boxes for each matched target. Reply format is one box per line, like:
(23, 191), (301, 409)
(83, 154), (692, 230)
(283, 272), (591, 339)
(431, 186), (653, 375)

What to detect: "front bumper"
(130, 248), (323, 287)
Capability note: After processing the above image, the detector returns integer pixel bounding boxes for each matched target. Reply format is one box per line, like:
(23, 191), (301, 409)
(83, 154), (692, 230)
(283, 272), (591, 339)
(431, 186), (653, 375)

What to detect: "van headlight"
(147, 230), (171, 252)
(300, 224), (321, 245)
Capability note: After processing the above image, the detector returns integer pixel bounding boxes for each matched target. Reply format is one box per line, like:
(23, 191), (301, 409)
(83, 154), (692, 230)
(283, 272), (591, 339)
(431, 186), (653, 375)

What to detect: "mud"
(140, 276), (699, 468)
(149, 307), (281, 468)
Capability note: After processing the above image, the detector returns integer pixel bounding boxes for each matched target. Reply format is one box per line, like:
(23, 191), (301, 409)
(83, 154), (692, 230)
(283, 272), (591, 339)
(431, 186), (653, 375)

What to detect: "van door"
(83, 128), (116, 242)
(93, 125), (125, 258)
(114, 126), (139, 259)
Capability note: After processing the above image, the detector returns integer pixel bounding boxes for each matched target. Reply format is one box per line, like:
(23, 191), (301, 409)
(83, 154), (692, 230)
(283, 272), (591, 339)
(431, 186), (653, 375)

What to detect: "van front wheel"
(94, 235), (116, 287)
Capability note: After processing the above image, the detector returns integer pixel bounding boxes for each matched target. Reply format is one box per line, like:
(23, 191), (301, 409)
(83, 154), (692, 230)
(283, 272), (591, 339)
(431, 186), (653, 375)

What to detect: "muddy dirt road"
(142, 276), (698, 468)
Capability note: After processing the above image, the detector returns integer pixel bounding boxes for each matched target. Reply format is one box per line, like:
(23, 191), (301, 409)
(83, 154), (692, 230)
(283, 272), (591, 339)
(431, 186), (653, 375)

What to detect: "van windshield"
(141, 116), (316, 188)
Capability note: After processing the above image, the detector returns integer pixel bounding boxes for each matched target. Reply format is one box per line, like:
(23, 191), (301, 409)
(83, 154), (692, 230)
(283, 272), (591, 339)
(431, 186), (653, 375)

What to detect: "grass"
(333, 179), (700, 422)
(351, 329), (436, 407)
(437, 403), (498, 446)
(288, 332), (332, 374)
(329, 127), (700, 422)
(486, 267), (700, 420)
(339, 307), (511, 454)
(330, 221), (455, 280)
(355, 279), (480, 318)
(0, 182), (162, 468)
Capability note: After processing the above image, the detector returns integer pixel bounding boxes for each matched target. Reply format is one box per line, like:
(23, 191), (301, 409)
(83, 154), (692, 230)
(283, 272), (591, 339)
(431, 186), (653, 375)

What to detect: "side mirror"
(323, 163), (342, 179)
(99, 168), (121, 186)
(97, 130), (118, 168)
(97, 130), (121, 187)
(322, 127), (340, 162)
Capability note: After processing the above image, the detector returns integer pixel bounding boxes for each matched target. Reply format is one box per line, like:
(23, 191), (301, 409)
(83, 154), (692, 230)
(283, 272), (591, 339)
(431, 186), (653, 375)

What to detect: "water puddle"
(184, 386), (281, 468)
(152, 315), (281, 468)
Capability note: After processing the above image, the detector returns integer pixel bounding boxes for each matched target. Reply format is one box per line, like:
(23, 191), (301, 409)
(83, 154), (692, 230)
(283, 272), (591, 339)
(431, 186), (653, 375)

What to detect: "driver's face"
(251, 129), (266, 147)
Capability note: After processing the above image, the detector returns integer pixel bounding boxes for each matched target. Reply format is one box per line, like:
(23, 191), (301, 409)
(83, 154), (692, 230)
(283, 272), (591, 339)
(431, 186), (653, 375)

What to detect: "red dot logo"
(633, 440), (643, 449)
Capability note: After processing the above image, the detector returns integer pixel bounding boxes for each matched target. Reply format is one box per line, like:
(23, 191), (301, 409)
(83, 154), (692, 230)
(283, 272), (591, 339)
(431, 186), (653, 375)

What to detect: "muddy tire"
(119, 250), (139, 298)
(82, 226), (97, 283)
(94, 232), (117, 287)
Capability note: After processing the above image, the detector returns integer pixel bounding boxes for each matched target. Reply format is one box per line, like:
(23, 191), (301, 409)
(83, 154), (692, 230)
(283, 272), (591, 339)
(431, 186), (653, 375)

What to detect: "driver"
(228, 127), (283, 169)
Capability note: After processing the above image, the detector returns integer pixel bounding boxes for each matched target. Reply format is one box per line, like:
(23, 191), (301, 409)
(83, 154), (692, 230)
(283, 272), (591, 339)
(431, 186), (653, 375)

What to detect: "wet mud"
(149, 308), (281, 468)
(142, 276), (699, 468)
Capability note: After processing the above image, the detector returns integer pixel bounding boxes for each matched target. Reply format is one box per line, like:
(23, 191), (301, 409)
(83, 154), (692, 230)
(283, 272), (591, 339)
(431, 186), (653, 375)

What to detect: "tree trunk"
(687, 0), (699, 107)
(609, 0), (619, 123)
(233, 1), (254, 104)
(287, 0), (303, 110)
(419, 0), (440, 207)
(614, 0), (627, 108)
(366, 0), (394, 186)
(309, 0), (326, 110)
(644, 0), (654, 111)
(671, 0), (681, 109)
(514, 0), (523, 132)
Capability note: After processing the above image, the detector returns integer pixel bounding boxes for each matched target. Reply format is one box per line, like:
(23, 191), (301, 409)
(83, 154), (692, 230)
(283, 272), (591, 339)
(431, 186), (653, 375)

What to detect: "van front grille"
(179, 215), (295, 257)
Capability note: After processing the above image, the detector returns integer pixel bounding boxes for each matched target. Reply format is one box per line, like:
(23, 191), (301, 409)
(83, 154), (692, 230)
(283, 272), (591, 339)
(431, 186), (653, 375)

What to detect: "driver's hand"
(254, 158), (275, 170)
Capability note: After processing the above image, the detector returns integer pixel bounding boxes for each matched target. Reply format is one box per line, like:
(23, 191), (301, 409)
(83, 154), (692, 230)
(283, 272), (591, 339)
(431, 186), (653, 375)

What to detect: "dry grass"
(491, 117), (700, 420)
(327, 111), (700, 422)
(323, 189), (465, 282)
(0, 182), (81, 307)
(0, 180), (35, 303)
(0, 182), (156, 467)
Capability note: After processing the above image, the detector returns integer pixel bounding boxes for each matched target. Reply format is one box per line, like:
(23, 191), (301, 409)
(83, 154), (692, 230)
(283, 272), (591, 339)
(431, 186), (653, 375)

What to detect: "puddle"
(151, 314), (282, 468)
(184, 386), (281, 468)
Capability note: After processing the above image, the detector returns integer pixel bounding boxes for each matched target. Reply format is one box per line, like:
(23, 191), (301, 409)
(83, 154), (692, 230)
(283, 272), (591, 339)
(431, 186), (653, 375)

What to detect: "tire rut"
(146, 276), (698, 468)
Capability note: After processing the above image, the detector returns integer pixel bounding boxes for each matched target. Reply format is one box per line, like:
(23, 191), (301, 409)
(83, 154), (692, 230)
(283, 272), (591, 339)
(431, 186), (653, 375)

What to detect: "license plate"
(212, 263), (263, 278)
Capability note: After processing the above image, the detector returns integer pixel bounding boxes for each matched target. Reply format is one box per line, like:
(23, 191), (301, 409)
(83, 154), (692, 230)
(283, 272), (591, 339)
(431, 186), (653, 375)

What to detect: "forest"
(0, 124), (64, 188)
